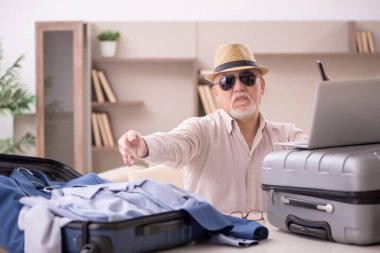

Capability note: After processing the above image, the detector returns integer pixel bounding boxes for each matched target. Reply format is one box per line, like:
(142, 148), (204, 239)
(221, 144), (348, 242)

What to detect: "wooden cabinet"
(35, 21), (89, 174)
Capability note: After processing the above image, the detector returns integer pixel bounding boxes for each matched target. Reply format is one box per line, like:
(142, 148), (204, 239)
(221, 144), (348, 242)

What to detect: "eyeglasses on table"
(228, 210), (264, 221)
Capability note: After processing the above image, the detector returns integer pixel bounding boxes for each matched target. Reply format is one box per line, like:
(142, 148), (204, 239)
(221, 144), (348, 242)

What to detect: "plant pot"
(100, 41), (118, 57)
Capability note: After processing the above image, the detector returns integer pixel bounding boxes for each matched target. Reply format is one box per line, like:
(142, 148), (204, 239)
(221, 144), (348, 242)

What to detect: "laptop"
(276, 77), (380, 149)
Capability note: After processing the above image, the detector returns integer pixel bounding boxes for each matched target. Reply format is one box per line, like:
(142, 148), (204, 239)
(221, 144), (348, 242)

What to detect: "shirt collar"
(219, 109), (267, 135)
(219, 109), (235, 134)
(257, 113), (267, 133)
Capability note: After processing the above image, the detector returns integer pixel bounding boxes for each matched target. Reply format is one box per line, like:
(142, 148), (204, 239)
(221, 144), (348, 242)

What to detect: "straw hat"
(204, 43), (269, 83)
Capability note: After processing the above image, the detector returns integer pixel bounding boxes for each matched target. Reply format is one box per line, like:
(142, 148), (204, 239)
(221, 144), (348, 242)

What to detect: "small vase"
(100, 41), (118, 57)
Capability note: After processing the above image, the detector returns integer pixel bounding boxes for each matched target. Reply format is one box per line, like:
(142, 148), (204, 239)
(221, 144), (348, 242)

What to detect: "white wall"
(1, 0), (380, 96)
(1, 0), (380, 151)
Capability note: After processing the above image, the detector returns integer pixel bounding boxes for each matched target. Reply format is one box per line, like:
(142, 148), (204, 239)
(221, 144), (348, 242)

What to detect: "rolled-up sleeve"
(142, 117), (205, 169)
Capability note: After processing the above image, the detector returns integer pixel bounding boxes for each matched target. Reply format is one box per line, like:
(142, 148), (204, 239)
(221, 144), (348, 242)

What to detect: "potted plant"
(97, 30), (120, 57)
(0, 44), (36, 154)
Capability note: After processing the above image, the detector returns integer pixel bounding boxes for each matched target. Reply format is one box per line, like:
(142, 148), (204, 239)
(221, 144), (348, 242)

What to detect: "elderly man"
(118, 43), (306, 213)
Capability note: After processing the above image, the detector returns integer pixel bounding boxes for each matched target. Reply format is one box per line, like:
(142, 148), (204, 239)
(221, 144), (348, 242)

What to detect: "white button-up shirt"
(143, 109), (307, 213)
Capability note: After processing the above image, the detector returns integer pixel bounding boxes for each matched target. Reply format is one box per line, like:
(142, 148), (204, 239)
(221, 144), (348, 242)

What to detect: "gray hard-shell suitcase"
(0, 153), (208, 253)
(261, 143), (380, 245)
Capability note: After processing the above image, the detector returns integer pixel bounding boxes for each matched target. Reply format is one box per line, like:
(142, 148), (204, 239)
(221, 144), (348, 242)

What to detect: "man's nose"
(233, 77), (247, 91)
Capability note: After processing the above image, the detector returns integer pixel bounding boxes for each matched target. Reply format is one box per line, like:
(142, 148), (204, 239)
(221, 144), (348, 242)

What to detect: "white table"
(160, 218), (380, 253)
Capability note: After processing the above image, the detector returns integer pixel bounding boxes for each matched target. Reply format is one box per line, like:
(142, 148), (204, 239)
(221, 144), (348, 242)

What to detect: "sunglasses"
(217, 72), (258, 91)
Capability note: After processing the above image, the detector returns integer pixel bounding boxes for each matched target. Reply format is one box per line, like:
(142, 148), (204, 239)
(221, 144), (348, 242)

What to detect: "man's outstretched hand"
(118, 130), (148, 166)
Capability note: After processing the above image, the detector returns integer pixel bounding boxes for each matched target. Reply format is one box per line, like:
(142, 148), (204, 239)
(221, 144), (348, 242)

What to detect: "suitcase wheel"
(80, 241), (99, 253)
(80, 236), (113, 253)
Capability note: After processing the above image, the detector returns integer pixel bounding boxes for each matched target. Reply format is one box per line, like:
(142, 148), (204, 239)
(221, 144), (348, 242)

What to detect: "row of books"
(198, 69), (218, 115)
(355, 30), (376, 54)
(91, 69), (118, 103)
(198, 85), (218, 115)
(91, 112), (116, 147)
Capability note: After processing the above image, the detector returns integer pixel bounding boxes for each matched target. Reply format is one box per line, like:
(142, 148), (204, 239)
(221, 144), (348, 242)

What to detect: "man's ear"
(212, 85), (218, 100)
(260, 77), (266, 95)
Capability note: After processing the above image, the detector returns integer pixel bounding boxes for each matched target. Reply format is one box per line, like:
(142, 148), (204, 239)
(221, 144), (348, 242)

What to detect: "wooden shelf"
(34, 21), (380, 173)
(90, 28), (198, 171)
(92, 57), (196, 64)
(91, 101), (144, 108)
(255, 52), (380, 57)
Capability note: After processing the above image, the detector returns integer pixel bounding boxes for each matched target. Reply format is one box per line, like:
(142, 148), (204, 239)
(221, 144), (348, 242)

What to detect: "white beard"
(229, 92), (257, 120)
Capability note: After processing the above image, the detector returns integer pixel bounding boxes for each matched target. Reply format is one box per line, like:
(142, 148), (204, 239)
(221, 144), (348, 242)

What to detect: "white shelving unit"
(36, 21), (380, 173)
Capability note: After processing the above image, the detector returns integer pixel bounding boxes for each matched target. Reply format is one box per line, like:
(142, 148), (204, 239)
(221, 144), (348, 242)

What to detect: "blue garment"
(20, 179), (268, 244)
(224, 214), (269, 241)
(183, 202), (268, 241)
(183, 202), (233, 232)
(0, 168), (106, 253)
(1, 168), (268, 252)
(20, 180), (203, 222)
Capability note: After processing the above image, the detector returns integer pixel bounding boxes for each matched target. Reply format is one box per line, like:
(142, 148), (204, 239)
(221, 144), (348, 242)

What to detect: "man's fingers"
(118, 130), (144, 166)
(122, 151), (135, 166)
(127, 131), (140, 144)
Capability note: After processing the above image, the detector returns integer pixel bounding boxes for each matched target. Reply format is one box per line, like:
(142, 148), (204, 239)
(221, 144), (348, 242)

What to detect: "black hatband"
(214, 60), (258, 72)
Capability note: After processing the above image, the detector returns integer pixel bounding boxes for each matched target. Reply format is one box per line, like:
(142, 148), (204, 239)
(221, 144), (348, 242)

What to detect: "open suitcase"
(0, 153), (208, 253)
(261, 143), (380, 245)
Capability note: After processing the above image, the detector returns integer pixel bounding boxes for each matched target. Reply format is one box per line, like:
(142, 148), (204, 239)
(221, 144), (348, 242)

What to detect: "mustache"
(231, 92), (254, 104)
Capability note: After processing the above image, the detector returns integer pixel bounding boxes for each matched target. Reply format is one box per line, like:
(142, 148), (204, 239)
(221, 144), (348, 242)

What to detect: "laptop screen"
(307, 77), (380, 149)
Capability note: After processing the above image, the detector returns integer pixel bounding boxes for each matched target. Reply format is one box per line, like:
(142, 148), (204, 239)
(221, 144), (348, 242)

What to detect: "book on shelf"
(197, 69), (219, 115)
(95, 113), (109, 147)
(203, 84), (218, 112)
(356, 31), (364, 53)
(91, 69), (105, 103)
(91, 113), (102, 147)
(92, 112), (116, 147)
(356, 30), (376, 54)
(101, 112), (116, 147)
(197, 85), (218, 115)
(97, 70), (118, 103)
(198, 85), (212, 114)
(361, 31), (370, 54)
(366, 31), (376, 53)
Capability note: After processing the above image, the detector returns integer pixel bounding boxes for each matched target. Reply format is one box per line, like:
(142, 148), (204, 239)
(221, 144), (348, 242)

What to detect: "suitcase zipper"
(262, 184), (380, 204)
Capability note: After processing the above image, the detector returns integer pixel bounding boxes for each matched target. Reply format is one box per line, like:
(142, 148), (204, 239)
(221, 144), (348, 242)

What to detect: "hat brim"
(204, 66), (269, 83)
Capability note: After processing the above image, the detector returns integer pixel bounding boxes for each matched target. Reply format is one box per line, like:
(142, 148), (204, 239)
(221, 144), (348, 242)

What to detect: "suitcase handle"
(136, 219), (185, 236)
(286, 215), (334, 241)
(281, 196), (334, 213)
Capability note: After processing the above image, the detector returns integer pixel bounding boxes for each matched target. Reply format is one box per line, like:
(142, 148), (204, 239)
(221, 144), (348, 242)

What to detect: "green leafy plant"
(97, 30), (120, 41)
(0, 45), (36, 154)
